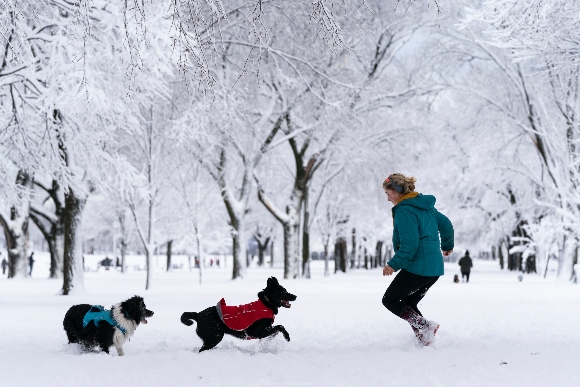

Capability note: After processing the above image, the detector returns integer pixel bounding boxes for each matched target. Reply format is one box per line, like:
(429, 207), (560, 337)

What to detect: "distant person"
(458, 250), (473, 283)
(28, 252), (35, 276)
(1, 257), (7, 275)
(116, 257), (121, 267)
(99, 256), (112, 270)
(381, 173), (454, 346)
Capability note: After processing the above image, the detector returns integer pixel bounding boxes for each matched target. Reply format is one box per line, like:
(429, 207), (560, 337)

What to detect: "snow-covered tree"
(29, 179), (65, 278)
(0, 171), (33, 278)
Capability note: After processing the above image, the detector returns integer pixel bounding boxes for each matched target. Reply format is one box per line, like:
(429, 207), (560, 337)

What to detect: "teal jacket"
(387, 193), (454, 277)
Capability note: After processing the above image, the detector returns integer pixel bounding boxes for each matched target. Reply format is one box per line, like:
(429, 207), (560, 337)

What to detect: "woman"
(381, 173), (454, 346)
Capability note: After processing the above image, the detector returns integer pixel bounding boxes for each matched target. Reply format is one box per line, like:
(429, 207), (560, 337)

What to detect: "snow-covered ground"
(1, 253), (578, 387)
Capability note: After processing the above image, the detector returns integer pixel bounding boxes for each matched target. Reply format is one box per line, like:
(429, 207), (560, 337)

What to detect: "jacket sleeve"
(387, 207), (419, 272)
(435, 210), (454, 252)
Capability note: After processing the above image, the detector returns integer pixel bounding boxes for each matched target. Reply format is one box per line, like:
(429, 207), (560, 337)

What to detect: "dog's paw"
(282, 331), (290, 342)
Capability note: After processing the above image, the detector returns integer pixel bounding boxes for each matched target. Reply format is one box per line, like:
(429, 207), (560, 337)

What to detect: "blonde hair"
(383, 173), (417, 195)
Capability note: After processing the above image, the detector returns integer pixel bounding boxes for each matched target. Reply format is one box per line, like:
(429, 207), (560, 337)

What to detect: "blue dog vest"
(83, 305), (126, 334)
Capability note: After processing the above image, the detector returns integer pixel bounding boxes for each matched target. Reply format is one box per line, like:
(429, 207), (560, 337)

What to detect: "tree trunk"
(52, 225), (64, 278)
(323, 240), (330, 277)
(256, 237), (269, 267)
(195, 234), (203, 284)
(257, 185), (301, 278)
(351, 228), (356, 270)
(339, 237), (347, 273)
(145, 247), (153, 290)
(62, 187), (87, 295)
(302, 190), (311, 278)
(258, 244), (265, 266)
(166, 240), (173, 272)
(29, 211), (63, 279)
(498, 240), (505, 270)
(270, 240), (275, 268)
(117, 210), (127, 273)
(129, 190), (156, 289)
(119, 238), (127, 274)
(375, 241), (383, 269)
(384, 245), (392, 266)
(558, 236), (576, 281)
(31, 179), (65, 278)
(2, 216), (30, 278)
(302, 221), (311, 278)
(364, 245), (369, 270)
(334, 237), (347, 273)
(0, 171), (33, 278)
(508, 223), (527, 271)
(231, 218), (247, 279)
(302, 226), (311, 279)
(282, 221), (300, 279)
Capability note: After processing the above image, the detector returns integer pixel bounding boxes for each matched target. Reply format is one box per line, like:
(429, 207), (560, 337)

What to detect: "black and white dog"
(63, 295), (154, 356)
(181, 277), (297, 352)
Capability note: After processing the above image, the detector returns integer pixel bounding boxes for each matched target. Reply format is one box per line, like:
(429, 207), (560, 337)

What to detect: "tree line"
(1, 0), (577, 294)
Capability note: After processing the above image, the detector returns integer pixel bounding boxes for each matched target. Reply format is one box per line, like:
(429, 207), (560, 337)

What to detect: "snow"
(1, 253), (579, 387)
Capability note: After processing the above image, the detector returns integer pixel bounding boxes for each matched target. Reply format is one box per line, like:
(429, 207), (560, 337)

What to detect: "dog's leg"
(100, 344), (111, 354)
(63, 320), (79, 344)
(95, 324), (115, 355)
(258, 325), (289, 341)
(273, 325), (290, 342)
(198, 329), (224, 352)
(246, 320), (291, 342)
(194, 307), (227, 352)
(116, 346), (125, 356)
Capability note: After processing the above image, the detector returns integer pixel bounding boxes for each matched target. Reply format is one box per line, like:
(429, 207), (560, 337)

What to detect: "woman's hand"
(443, 249), (454, 256)
(383, 265), (394, 276)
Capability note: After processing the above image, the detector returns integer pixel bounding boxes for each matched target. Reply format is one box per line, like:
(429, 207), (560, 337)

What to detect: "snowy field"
(1, 254), (579, 387)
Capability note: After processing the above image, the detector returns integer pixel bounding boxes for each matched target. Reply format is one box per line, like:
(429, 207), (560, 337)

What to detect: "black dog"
(181, 277), (297, 352)
(63, 295), (154, 356)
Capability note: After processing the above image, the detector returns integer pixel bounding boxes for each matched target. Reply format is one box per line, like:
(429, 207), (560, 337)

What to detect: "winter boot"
(400, 306), (440, 346)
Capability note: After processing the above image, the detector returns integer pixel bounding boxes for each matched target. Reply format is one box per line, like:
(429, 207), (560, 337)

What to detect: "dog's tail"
(180, 312), (198, 326)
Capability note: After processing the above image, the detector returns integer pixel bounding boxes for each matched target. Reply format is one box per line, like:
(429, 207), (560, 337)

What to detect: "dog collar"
(113, 309), (130, 335)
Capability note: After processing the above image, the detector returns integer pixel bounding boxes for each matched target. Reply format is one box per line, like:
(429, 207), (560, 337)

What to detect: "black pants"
(461, 271), (470, 282)
(382, 269), (439, 317)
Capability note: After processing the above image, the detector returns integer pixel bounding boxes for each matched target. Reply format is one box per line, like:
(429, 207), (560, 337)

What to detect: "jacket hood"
(396, 193), (436, 210)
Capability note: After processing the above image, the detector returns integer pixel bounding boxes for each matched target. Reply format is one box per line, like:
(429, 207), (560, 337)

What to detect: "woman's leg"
(404, 276), (439, 316)
(382, 270), (439, 316)
(382, 270), (441, 345)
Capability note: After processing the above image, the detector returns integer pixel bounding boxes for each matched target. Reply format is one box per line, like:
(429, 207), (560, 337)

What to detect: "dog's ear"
(267, 277), (279, 287)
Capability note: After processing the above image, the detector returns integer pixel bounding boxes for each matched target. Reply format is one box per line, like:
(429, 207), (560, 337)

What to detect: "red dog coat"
(216, 298), (274, 331)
